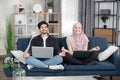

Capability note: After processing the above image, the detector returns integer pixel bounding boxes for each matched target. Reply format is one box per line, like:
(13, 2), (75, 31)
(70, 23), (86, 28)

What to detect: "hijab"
(68, 22), (89, 50)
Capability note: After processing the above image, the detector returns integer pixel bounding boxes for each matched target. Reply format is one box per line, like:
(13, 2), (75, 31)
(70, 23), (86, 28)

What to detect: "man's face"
(39, 24), (49, 34)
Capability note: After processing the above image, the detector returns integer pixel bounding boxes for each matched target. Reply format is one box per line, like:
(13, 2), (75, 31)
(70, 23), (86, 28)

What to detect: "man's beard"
(41, 32), (48, 34)
(41, 31), (48, 34)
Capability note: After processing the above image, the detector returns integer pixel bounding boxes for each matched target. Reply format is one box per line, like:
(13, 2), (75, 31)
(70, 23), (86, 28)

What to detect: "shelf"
(94, 0), (119, 45)
(94, 1), (117, 3)
(95, 14), (117, 16)
(14, 12), (61, 48)
(93, 28), (116, 43)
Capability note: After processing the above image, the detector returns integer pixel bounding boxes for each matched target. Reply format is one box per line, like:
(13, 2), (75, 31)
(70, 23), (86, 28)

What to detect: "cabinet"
(14, 12), (61, 43)
(93, 28), (116, 43)
(94, 1), (117, 28)
(94, 1), (120, 44)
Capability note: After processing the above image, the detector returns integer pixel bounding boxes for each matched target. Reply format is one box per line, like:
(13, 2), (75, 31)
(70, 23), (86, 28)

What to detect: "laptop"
(32, 46), (54, 58)
(73, 50), (94, 59)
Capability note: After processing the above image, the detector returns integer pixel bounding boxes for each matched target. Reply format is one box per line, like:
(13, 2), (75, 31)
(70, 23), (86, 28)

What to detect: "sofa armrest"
(3, 53), (15, 77)
(109, 53), (120, 68)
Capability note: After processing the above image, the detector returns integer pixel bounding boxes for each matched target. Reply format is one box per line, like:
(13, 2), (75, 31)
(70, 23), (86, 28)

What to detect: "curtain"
(61, 0), (79, 37)
(78, 0), (94, 37)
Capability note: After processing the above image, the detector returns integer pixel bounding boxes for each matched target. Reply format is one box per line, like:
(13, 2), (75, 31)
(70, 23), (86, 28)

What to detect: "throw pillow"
(11, 50), (26, 64)
(98, 46), (118, 61)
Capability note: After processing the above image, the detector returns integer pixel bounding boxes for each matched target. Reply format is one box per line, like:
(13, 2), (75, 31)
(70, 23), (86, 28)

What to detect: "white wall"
(61, 0), (79, 37)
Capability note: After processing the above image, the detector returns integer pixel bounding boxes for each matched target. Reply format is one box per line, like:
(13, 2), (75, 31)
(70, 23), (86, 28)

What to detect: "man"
(23, 21), (65, 70)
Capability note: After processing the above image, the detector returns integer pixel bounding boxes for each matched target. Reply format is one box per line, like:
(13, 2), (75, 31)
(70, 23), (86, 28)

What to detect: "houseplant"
(5, 18), (14, 54)
(101, 15), (109, 29)
(3, 57), (26, 80)
(47, 1), (54, 13)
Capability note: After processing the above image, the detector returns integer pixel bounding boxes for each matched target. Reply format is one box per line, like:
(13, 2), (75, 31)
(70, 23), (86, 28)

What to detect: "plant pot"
(48, 8), (53, 13)
(103, 25), (107, 29)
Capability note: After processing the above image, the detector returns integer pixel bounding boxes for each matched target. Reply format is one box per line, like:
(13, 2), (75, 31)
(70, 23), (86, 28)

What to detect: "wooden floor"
(0, 55), (120, 80)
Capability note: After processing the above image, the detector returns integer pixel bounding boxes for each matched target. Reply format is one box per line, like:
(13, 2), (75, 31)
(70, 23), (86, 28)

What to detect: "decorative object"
(101, 9), (111, 15)
(19, 4), (25, 13)
(101, 15), (109, 29)
(16, 3), (25, 13)
(100, 9), (110, 29)
(27, 14), (36, 24)
(47, 1), (54, 13)
(33, 4), (42, 13)
(5, 18), (14, 54)
(3, 57), (26, 80)
(98, 46), (118, 61)
(12, 68), (26, 80)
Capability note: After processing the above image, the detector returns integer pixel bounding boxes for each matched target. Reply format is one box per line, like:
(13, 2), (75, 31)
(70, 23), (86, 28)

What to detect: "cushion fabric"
(88, 37), (108, 53)
(17, 38), (30, 51)
(64, 61), (117, 71)
(98, 46), (118, 61)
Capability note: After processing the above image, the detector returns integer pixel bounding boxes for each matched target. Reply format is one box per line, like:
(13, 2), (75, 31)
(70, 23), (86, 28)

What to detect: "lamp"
(100, 9), (111, 15)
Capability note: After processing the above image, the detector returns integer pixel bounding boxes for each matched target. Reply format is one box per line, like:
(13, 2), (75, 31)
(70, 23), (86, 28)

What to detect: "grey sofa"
(3, 37), (120, 78)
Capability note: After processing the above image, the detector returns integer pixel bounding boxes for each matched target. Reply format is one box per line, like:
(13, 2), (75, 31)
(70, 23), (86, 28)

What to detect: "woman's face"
(73, 23), (82, 35)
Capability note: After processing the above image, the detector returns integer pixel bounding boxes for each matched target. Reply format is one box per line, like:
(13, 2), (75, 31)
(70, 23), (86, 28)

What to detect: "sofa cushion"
(64, 61), (117, 71)
(17, 38), (30, 51)
(88, 37), (108, 53)
(26, 67), (64, 73)
(98, 46), (118, 61)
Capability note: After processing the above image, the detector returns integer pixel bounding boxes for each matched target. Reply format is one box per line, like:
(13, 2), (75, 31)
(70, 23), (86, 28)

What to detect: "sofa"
(3, 37), (120, 77)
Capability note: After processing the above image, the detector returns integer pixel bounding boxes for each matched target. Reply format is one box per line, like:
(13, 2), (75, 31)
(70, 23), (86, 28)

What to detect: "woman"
(62, 22), (100, 65)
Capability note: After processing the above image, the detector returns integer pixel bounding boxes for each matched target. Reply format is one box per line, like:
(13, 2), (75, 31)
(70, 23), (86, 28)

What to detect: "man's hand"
(59, 51), (66, 56)
(23, 52), (30, 58)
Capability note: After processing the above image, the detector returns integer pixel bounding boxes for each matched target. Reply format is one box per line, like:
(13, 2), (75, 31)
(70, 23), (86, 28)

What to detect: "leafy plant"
(101, 15), (109, 25)
(3, 57), (21, 71)
(5, 18), (14, 54)
(47, 1), (54, 8)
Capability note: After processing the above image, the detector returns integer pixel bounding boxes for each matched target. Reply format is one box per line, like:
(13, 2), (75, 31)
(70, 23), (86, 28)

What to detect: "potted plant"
(3, 57), (26, 80)
(5, 18), (14, 54)
(101, 15), (109, 29)
(47, 1), (54, 13)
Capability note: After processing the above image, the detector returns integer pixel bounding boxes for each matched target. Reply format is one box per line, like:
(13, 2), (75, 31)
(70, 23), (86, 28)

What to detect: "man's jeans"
(25, 55), (63, 68)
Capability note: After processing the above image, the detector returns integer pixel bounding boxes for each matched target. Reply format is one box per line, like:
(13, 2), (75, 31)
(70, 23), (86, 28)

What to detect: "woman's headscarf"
(68, 22), (89, 50)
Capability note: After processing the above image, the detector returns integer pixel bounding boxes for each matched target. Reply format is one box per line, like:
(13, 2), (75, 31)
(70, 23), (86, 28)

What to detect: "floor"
(0, 55), (120, 80)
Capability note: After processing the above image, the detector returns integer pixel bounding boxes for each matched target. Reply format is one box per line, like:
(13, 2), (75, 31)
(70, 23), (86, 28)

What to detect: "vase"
(48, 8), (53, 13)
(12, 69), (26, 80)
(103, 25), (107, 29)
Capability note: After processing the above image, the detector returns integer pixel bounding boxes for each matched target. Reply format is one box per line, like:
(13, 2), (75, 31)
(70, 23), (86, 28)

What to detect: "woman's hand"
(92, 46), (100, 51)
(61, 47), (68, 52)
(59, 47), (67, 56)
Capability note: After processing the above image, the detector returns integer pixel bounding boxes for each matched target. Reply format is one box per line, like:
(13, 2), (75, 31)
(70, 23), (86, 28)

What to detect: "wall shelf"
(94, 1), (120, 45)
(14, 12), (61, 48)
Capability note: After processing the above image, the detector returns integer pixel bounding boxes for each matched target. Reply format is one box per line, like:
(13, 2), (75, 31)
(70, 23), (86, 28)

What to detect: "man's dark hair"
(37, 21), (49, 29)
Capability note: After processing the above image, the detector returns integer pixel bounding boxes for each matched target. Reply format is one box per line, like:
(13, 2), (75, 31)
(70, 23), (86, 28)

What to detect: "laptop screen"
(32, 46), (54, 58)
(73, 50), (92, 58)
